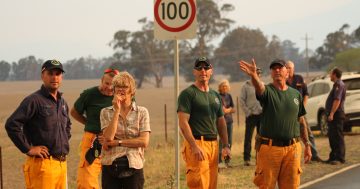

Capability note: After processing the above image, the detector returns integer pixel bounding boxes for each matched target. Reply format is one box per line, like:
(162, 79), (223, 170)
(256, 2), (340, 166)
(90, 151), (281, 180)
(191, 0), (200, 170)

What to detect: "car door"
(306, 82), (331, 127)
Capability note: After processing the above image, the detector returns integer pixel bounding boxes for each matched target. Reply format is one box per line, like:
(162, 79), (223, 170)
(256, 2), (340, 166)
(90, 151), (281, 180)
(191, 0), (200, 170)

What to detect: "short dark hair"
(331, 68), (342, 78)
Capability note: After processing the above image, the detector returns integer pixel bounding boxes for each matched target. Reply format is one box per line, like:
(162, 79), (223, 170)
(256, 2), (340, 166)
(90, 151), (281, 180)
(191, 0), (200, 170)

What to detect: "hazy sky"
(1, 0), (359, 63)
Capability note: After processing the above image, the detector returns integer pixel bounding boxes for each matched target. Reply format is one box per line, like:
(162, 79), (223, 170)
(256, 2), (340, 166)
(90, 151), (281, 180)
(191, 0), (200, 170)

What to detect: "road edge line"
(299, 163), (360, 188)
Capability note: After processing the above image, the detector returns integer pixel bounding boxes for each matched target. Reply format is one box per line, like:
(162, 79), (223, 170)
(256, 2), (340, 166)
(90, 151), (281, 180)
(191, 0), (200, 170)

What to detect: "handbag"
(103, 156), (136, 178)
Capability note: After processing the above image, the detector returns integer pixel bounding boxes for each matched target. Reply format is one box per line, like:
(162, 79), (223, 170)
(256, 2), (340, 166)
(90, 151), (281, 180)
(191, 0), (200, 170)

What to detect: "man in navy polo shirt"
(325, 68), (346, 165)
(286, 60), (323, 163)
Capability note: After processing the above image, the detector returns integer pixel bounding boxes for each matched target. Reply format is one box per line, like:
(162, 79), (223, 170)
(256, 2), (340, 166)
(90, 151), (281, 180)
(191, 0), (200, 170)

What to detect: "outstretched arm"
(239, 59), (265, 95)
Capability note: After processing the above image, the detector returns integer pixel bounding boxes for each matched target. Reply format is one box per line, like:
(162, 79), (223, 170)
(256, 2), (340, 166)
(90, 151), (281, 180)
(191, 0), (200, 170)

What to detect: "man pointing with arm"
(239, 58), (311, 189)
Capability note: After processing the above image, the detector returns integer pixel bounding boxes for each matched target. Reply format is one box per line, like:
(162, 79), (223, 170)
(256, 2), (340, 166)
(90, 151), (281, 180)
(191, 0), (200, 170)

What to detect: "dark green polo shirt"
(257, 84), (306, 140)
(177, 85), (224, 137)
(74, 86), (113, 134)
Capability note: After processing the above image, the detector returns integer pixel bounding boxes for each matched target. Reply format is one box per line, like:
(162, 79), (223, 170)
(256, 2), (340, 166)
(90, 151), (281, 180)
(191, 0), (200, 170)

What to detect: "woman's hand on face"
(112, 93), (126, 110)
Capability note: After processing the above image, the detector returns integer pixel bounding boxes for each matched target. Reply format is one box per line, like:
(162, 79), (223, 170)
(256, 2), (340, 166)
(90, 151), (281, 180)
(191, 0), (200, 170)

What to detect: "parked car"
(306, 72), (360, 135)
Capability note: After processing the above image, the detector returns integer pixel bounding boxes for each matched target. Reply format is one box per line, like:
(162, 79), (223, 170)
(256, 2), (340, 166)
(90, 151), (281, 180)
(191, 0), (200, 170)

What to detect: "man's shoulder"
(25, 89), (45, 101)
(180, 85), (196, 95)
(337, 80), (345, 86)
(209, 88), (219, 94)
(286, 86), (302, 98)
(82, 86), (99, 94)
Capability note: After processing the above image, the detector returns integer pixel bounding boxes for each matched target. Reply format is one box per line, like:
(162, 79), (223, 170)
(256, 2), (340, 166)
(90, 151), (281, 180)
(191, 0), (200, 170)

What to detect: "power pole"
(301, 33), (312, 79)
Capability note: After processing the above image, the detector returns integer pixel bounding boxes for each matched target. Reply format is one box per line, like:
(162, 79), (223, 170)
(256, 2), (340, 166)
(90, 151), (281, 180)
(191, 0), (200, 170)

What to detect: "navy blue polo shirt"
(326, 79), (346, 113)
(287, 74), (309, 98)
(5, 85), (71, 156)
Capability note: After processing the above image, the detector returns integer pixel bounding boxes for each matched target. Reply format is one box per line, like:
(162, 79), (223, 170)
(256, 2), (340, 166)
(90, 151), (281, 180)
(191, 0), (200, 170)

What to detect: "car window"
(344, 78), (360, 90)
(310, 83), (330, 97)
(321, 83), (330, 94)
(310, 83), (323, 97)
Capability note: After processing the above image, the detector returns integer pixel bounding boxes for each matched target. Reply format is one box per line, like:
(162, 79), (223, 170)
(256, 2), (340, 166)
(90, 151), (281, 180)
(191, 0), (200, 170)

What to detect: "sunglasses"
(104, 68), (119, 75)
(194, 65), (212, 71)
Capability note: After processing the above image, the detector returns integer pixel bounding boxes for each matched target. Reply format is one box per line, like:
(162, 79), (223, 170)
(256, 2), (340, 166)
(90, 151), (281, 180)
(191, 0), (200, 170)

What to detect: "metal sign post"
(174, 39), (180, 188)
(154, 0), (197, 188)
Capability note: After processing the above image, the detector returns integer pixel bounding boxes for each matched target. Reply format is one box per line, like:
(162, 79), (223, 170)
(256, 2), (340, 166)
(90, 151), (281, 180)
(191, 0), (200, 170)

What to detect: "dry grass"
(0, 76), (359, 189)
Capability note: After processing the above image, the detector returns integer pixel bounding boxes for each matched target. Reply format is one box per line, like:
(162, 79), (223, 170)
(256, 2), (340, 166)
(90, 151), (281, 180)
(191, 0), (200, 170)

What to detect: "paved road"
(302, 164), (360, 189)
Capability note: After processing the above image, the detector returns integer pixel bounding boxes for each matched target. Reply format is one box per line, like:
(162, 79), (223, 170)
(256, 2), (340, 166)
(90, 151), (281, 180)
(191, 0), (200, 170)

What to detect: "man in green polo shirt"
(239, 59), (311, 189)
(178, 57), (231, 189)
(71, 68), (119, 189)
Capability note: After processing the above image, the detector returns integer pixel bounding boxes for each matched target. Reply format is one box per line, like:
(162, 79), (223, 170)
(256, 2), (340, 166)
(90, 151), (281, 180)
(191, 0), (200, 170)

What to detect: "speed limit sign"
(154, 0), (197, 40)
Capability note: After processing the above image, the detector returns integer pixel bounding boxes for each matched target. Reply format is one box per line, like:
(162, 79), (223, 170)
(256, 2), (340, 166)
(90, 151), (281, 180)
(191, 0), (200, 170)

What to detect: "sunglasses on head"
(194, 65), (212, 71)
(104, 68), (119, 75)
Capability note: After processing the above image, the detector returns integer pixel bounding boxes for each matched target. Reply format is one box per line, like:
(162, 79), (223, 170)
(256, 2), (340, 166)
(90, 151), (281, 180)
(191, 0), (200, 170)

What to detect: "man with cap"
(239, 67), (263, 166)
(177, 57), (231, 189)
(71, 68), (119, 189)
(286, 60), (323, 163)
(5, 59), (71, 189)
(239, 58), (311, 188)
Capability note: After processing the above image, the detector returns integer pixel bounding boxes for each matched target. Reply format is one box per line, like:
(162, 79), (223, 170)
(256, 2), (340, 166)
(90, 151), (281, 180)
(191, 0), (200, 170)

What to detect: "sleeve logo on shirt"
(215, 97), (220, 104)
(293, 98), (299, 106)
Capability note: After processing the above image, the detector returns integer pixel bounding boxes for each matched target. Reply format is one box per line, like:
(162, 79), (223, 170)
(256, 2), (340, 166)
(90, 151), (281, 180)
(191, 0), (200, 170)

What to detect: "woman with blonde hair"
(99, 71), (151, 189)
(218, 79), (235, 168)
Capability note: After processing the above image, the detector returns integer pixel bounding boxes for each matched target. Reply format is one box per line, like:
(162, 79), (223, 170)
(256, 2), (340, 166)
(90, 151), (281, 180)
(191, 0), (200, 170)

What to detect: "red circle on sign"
(154, 0), (196, 32)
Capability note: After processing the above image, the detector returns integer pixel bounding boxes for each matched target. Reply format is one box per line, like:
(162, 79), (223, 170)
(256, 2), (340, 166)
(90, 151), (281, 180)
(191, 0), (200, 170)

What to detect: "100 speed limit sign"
(154, 0), (197, 40)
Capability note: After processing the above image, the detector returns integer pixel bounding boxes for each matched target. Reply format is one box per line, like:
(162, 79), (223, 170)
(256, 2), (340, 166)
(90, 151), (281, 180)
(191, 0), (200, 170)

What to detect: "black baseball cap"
(41, 59), (65, 73)
(194, 57), (212, 68)
(269, 59), (286, 69)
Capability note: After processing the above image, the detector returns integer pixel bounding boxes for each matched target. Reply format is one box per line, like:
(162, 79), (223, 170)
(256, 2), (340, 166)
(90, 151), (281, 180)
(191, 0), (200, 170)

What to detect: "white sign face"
(154, 0), (197, 40)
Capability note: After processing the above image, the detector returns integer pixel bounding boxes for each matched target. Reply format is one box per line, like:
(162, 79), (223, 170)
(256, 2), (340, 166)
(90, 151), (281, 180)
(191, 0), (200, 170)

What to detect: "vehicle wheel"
(319, 112), (328, 136)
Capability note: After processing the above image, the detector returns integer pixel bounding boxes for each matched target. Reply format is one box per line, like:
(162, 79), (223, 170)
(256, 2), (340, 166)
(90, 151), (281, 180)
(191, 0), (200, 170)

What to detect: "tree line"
(1, 1), (359, 87)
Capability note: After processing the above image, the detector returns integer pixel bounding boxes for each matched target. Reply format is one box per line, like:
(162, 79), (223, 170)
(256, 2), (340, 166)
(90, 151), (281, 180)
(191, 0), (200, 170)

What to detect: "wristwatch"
(118, 140), (123, 146)
(305, 141), (312, 147)
(222, 144), (231, 149)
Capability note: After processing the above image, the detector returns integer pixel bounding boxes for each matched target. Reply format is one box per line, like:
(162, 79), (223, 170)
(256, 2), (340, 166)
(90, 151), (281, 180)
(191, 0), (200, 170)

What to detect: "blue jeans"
(303, 124), (319, 159)
(218, 122), (233, 163)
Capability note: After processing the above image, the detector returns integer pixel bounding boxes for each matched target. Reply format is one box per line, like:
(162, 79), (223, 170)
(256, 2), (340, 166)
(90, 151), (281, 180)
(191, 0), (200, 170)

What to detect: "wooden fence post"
(0, 146), (3, 189)
(164, 104), (168, 142)
(237, 96), (240, 127)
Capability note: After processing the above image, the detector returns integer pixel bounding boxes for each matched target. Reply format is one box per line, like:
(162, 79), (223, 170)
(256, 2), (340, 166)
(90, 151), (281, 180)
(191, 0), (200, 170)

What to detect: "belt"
(51, 154), (66, 161)
(260, 137), (300, 147)
(33, 155), (67, 161)
(193, 135), (217, 141)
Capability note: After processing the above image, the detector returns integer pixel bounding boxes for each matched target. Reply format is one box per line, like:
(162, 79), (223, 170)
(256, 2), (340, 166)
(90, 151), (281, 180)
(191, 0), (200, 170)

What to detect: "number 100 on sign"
(154, 0), (197, 40)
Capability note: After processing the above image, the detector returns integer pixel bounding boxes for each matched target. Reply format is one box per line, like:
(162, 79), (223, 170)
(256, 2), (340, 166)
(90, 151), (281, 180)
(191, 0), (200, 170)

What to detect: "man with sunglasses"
(5, 60), (71, 189)
(239, 59), (311, 189)
(71, 68), (119, 189)
(178, 57), (231, 189)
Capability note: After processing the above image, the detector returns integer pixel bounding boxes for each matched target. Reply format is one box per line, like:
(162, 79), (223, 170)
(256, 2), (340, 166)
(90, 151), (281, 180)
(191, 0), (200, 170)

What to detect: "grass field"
(0, 75), (359, 189)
